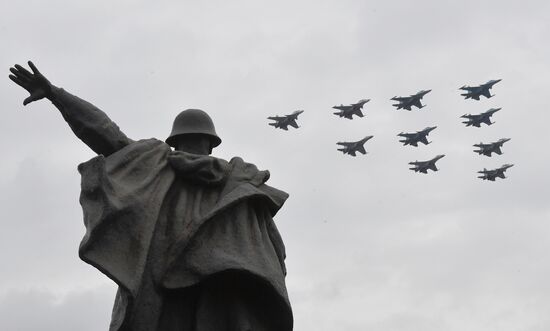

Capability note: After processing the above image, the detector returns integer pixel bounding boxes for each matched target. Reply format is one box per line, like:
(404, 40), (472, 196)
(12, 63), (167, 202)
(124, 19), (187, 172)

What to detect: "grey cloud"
(0, 286), (115, 331)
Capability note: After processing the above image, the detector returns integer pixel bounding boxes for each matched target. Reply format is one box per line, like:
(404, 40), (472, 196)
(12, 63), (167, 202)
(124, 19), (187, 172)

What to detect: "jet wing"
(392, 96), (408, 102)
(420, 136), (429, 145)
(349, 150), (357, 157)
(398, 133), (415, 139)
(288, 120), (299, 129)
(494, 147), (502, 155)
(481, 89), (492, 98)
(357, 145), (366, 155)
(268, 116), (285, 121)
(428, 163), (438, 172)
(482, 117), (492, 125)
(333, 105), (350, 111)
(413, 99), (423, 108)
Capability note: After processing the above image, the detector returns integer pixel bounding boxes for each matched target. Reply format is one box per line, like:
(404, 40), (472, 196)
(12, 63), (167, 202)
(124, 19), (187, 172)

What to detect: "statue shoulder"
(227, 157), (271, 186)
(118, 138), (170, 154)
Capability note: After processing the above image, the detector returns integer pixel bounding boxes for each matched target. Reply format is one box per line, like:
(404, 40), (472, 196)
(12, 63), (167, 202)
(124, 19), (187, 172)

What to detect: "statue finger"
(9, 67), (20, 76)
(14, 64), (33, 79)
(9, 74), (28, 88)
(23, 96), (33, 106)
(23, 95), (40, 106)
(9, 67), (30, 81)
(28, 61), (41, 75)
(9, 70), (32, 87)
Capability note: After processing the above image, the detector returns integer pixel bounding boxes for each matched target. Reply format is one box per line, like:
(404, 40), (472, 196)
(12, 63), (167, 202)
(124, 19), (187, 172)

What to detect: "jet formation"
(336, 136), (373, 157)
(473, 138), (510, 157)
(268, 110), (304, 130)
(266, 78), (512, 181)
(409, 155), (445, 174)
(461, 108), (500, 127)
(398, 126), (437, 147)
(460, 79), (501, 100)
(332, 99), (370, 119)
(391, 90), (431, 111)
(478, 164), (514, 181)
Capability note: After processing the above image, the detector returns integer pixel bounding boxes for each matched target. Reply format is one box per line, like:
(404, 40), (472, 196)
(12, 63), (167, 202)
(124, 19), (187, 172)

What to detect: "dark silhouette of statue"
(9, 61), (292, 331)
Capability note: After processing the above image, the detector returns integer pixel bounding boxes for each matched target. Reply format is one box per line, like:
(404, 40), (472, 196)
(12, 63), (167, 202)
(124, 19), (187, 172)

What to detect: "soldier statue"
(9, 61), (292, 331)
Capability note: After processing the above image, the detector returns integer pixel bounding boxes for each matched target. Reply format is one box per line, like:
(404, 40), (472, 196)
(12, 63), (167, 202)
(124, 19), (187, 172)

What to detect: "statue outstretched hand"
(9, 61), (53, 106)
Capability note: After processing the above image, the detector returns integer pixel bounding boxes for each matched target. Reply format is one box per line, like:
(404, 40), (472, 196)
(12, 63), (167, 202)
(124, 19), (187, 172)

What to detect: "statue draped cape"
(77, 139), (292, 331)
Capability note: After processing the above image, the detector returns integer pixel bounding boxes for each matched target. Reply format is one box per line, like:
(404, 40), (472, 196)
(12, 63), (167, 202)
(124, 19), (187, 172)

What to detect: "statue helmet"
(165, 109), (222, 148)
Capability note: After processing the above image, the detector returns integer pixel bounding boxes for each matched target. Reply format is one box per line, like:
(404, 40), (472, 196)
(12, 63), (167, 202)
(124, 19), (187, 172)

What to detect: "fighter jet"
(336, 136), (374, 156)
(478, 164), (514, 181)
(461, 108), (501, 127)
(268, 110), (304, 130)
(332, 99), (370, 119)
(391, 90), (431, 111)
(473, 138), (511, 157)
(398, 126), (437, 147)
(460, 79), (501, 100)
(409, 155), (445, 173)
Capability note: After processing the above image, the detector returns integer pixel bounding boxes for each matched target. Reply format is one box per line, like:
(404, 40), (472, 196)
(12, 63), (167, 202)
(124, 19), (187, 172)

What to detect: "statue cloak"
(77, 138), (292, 331)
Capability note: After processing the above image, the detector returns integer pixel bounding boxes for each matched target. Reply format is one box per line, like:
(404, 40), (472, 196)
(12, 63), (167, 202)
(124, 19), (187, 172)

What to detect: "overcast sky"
(1, 0), (549, 330)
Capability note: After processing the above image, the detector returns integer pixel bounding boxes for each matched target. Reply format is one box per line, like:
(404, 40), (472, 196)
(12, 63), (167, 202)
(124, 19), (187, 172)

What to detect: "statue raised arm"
(9, 61), (132, 156)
